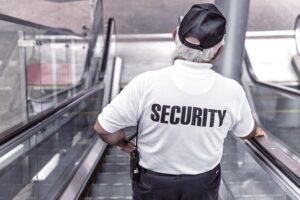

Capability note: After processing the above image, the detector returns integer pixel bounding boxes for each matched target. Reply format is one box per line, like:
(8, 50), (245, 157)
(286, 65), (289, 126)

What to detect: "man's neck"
(173, 57), (212, 64)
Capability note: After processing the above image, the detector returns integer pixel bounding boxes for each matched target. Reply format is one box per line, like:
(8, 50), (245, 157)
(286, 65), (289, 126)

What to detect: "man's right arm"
(231, 90), (267, 139)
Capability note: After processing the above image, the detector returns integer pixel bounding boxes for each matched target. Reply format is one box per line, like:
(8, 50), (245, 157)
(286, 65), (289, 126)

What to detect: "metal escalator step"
(90, 184), (132, 197)
(222, 153), (253, 162)
(107, 148), (128, 156)
(97, 173), (131, 184)
(223, 146), (239, 155)
(6, 183), (52, 200)
(221, 161), (258, 172)
(227, 181), (286, 198)
(99, 163), (130, 173)
(221, 171), (269, 183)
(85, 197), (132, 200)
(104, 155), (130, 163)
(234, 196), (287, 200)
(0, 184), (23, 199)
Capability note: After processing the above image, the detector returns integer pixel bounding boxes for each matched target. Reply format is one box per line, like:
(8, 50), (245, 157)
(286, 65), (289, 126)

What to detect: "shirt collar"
(174, 59), (213, 73)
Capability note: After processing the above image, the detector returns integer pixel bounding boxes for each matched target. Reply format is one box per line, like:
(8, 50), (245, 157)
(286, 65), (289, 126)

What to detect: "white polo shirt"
(98, 59), (254, 175)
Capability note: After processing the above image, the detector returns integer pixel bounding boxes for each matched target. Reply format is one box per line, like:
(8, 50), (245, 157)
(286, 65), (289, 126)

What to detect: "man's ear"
(172, 28), (177, 41)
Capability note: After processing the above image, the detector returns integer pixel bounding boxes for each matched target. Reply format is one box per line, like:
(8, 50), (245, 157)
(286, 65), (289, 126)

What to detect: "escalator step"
(96, 173), (131, 184)
(90, 184), (132, 197)
(221, 161), (258, 172)
(223, 146), (239, 155)
(234, 196), (286, 200)
(99, 163), (130, 173)
(85, 197), (132, 200)
(221, 171), (270, 183)
(227, 181), (286, 198)
(222, 153), (253, 162)
(104, 155), (130, 163)
(107, 148), (128, 156)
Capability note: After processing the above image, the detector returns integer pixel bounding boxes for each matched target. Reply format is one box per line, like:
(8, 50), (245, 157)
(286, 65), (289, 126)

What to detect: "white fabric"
(98, 60), (254, 175)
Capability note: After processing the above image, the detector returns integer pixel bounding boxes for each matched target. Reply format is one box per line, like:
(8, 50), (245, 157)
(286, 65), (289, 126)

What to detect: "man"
(94, 3), (266, 200)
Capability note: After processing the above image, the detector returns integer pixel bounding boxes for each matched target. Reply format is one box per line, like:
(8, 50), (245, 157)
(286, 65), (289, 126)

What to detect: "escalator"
(84, 146), (132, 199)
(83, 136), (291, 200)
(0, 87), (104, 199)
(81, 20), (300, 200)
(0, 2), (299, 200)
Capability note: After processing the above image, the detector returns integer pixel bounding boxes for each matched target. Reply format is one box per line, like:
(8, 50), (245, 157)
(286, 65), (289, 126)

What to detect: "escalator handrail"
(84, 0), (102, 73)
(244, 50), (300, 99)
(247, 136), (300, 185)
(0, 82), (102, 146)
(0, 13), (83, 37)
(243, 51), (300, 189)
(100, 18), (116, 80)
(59, 17), (117, 200)
(0, 83), (104, 200)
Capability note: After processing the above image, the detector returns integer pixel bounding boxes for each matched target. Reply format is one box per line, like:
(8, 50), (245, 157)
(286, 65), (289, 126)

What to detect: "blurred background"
(1, 0), (300, 33)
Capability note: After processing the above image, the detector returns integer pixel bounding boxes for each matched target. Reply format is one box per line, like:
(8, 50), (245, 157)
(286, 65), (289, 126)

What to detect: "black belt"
(140, 167), (181, 177)
(140, 164), (220, 178)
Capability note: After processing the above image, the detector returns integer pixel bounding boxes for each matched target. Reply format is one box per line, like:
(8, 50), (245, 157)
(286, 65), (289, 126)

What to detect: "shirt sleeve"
(97, 75), (143, 133)
(231, 93), (255, 137)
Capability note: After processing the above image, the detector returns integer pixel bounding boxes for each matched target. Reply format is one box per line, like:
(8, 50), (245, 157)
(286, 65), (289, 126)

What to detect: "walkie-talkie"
(130, 125), (140, 182)
(130, 145), (140, 181)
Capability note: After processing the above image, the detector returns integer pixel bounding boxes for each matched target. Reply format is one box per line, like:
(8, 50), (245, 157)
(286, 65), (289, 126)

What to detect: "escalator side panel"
(0, 88), (104, 199)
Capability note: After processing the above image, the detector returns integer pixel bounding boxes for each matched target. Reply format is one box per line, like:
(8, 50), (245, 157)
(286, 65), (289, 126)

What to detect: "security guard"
(94, 3), (266, 200)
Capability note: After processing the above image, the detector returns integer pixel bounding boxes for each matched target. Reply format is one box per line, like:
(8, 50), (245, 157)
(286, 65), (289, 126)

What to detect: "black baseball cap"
(178, 4), (226, 51)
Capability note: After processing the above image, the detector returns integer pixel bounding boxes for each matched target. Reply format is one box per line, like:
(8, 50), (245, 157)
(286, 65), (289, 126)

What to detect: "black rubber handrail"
(0, 13), (83, 37)
(60, 17), (116, 199)
(0, 83), (103, 146)
(0, 83), (104, 200)
(99, 18), (115, 80)
(248, 137), (300, 186)
(244, 50), (300, 99)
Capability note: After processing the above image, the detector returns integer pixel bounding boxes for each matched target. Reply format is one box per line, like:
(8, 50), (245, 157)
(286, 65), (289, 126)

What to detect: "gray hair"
(174, 28), (224, 63)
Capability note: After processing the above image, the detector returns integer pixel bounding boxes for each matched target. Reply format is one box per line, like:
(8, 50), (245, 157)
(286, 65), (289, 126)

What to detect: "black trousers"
(132, 164), (221, 200)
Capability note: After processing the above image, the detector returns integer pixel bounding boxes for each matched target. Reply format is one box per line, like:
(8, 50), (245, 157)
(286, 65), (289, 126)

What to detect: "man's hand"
(117, 140), (135, 154)
(254, 127), (267, 138)
(240, 127), (267, 139)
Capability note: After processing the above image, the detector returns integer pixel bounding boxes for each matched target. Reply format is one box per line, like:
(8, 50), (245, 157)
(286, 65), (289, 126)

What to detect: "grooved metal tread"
(220, 135), (287, 200)
(85, 197), (132, 200)
(85, 147), (132, 198)
(86, 136), (289, 199)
